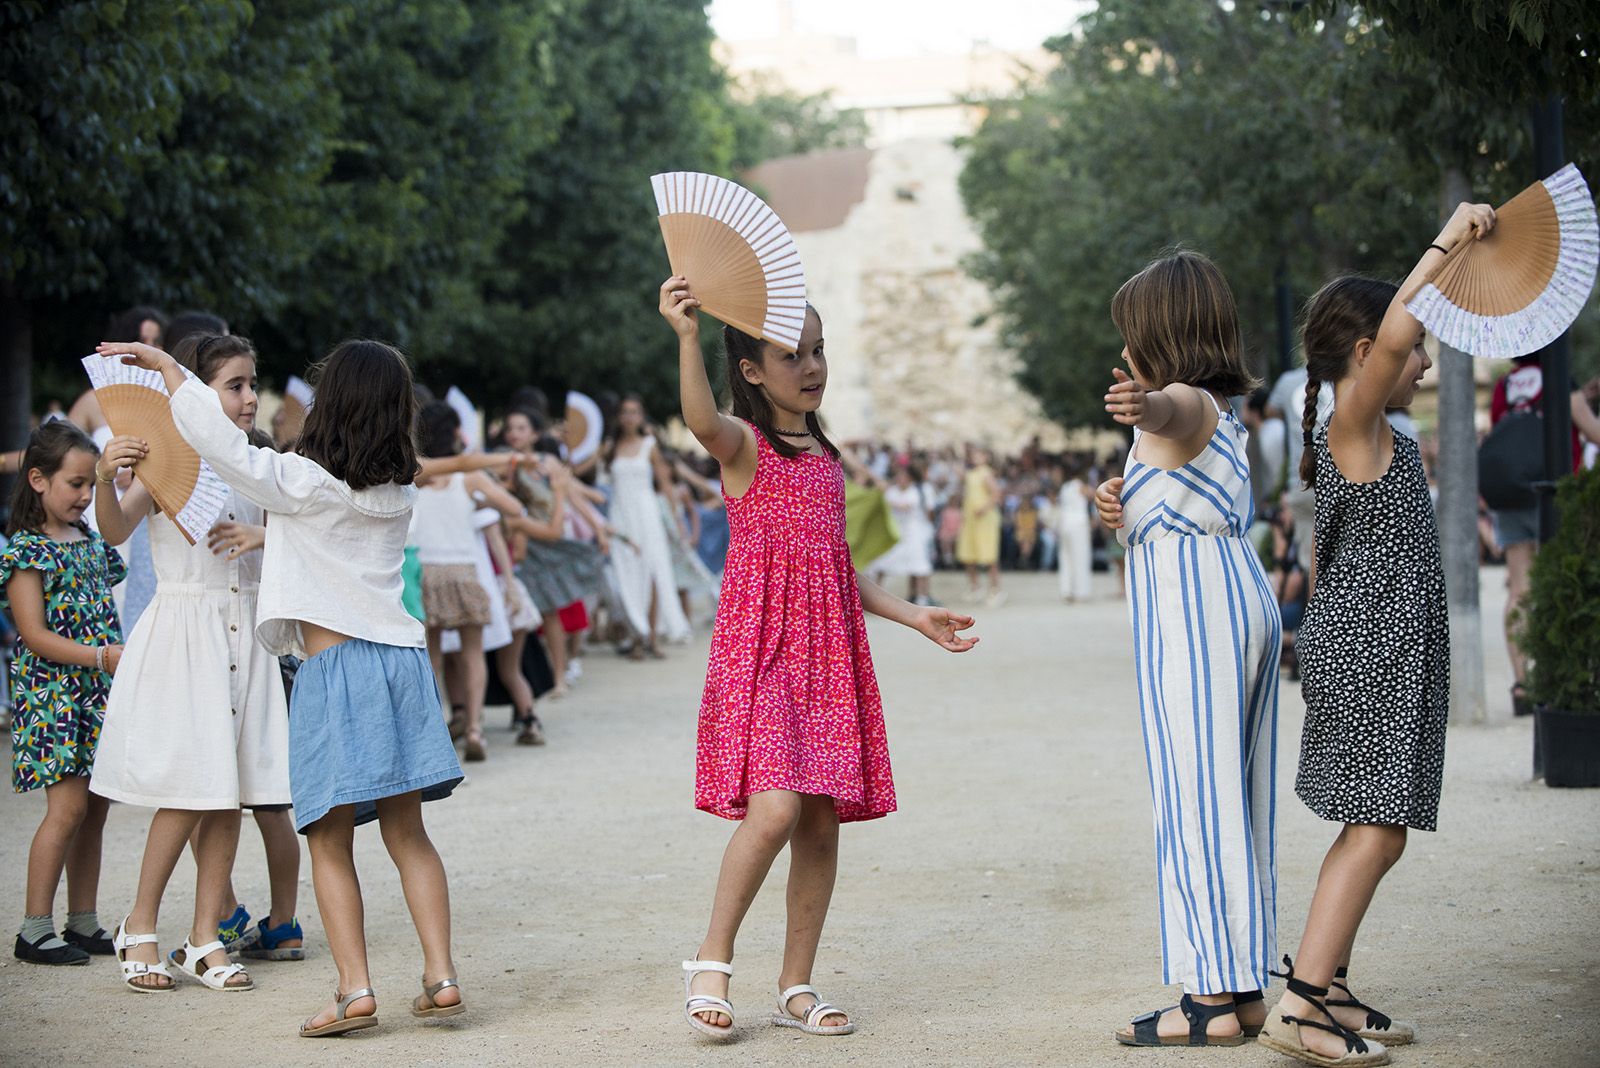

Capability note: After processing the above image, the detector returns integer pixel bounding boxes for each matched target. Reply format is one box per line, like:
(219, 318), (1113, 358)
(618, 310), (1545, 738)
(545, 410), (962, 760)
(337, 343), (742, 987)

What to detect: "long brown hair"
(1110, 249), (1258, 396)
(295, 339), (419, 490)
(1297, 276), (1396, 488)
(6, 421), (98, 536)
(722, 309), (839, 461)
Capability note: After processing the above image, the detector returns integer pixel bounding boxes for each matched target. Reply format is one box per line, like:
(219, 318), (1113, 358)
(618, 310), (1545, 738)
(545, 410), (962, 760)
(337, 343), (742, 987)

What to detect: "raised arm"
(1343, 202), (1497, 430)
(660, 276), (755, 474)
(419, 451), (531, 485)
(98, 342), (320, 515)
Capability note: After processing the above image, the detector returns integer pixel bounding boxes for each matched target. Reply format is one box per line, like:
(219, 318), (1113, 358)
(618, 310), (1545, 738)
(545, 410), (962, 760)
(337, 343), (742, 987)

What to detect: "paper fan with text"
(1406, 164), (1599, 358)
(279, 375), (314, 442)
(650, 171), (807, 353)
(80, 355), (229, 545)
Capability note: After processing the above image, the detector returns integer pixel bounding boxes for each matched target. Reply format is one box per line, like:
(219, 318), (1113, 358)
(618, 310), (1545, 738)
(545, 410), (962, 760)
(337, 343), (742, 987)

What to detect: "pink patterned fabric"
(695, 425), (895, 822)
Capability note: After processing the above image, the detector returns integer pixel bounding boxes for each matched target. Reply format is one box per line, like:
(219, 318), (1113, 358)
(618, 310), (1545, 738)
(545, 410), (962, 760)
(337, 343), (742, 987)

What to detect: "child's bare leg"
(123, 807), (204, 982)
(64, 788), (110, 914)
(1273, 824), (1406, 1058)
(373, 792), (460, 1008)
(303, 806), (374, 1028)
(779, 794), (846, 1026)
(255, 809), (302, 939)
(691, 790), (803, 1027)
(26, 776), (92, 920)
(187, 813), (242, 924)
(456, 626), (487, 742)
(191, 809), (250, 985)
(494, 632), (535, 718)
(543, 626), (569, 696)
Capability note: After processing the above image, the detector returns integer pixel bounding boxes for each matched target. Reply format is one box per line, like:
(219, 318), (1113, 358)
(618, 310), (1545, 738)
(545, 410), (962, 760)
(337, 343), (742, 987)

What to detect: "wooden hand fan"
(1406, 164), (1598, 358)
(650, 171), (807, 353)
(80, 356), (230, 545)
(278, 375), (314, 442)
(565, 390), (602, 465)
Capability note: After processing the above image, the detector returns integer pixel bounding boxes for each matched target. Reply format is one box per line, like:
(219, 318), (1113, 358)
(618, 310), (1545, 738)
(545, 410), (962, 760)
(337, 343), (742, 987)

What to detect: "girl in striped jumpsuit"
(1099, 251), (1281, 1048)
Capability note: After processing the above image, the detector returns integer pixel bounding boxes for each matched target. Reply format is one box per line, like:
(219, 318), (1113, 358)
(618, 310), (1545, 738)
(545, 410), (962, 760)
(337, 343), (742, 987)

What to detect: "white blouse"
(170, 379), (425, 657)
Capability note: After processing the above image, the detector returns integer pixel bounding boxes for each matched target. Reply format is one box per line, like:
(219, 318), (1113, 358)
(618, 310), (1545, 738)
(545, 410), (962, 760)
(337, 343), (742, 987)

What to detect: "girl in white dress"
(91, 333), (288, 992)
(1057, 461), (1096, 602)
(605, 395), (690, 656)
(872, 463), (935, 605)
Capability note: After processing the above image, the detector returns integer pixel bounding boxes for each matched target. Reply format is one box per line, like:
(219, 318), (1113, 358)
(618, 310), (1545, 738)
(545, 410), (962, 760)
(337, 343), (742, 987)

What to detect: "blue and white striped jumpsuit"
(1120, 396), (1280, 994)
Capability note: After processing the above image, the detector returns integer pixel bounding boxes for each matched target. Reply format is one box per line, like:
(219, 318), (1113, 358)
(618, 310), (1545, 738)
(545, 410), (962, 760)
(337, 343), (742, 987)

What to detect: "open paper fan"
(1406, 164), (1599, 359)
(565, 391), (603, 465)
(80, 356), (230, 545)
(445, 386), (481, 452)
(650, 171), (807, 353)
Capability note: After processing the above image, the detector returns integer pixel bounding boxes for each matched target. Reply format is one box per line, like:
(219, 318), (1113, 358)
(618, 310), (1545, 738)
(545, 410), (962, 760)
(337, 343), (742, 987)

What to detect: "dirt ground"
(1, 568), (1595, 1068)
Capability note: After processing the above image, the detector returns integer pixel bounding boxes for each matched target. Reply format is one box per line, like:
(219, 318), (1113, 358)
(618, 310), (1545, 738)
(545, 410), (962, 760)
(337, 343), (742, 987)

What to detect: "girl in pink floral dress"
(659, 276), (979, 1041)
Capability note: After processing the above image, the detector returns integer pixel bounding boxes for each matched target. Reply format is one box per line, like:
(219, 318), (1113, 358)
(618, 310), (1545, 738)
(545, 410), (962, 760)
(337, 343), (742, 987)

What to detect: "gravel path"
(1, 569), (1594, 1067)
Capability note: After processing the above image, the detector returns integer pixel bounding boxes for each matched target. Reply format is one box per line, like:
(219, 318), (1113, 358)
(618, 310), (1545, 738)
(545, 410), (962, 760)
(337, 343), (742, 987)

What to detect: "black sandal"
(1329, 967), (1414, 1046)
(1235, 988), (1265, 1037)
(1114, 993), (1247, 1047)
(1258, 957), (1387, 1066)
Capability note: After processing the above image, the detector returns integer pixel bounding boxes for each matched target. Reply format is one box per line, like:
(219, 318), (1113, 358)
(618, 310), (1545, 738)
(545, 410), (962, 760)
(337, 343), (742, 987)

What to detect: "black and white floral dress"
(1295, 426), (1449, 831)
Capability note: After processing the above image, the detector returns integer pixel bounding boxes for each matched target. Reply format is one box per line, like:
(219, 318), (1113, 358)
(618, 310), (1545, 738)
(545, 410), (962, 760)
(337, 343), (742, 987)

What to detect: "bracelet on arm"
(1428, 243), (1451, 256)
(94, 463), (115, 484)
(94, 646), (106, 673)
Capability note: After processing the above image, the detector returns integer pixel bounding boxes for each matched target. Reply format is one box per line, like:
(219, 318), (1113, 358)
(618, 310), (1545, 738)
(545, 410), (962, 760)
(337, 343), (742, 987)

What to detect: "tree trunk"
(0, 278), (32, 495)
(1435, 167), (1486, 725)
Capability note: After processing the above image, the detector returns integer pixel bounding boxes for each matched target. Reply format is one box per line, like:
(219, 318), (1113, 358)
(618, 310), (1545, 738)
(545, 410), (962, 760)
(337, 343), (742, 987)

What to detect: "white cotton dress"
(608, 437), (690, 642)
(874, 483), (935, 578)
(90, 490), (291, 809)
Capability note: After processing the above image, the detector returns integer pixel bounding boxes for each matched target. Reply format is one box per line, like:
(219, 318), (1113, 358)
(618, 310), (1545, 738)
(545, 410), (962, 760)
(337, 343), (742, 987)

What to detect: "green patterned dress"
(0, 525), (125, 792)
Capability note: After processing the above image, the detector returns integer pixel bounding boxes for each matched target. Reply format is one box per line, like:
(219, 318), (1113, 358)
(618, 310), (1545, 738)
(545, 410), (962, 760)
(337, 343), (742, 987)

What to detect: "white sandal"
(169, 938), (254, 991)
(113, 917), (174, 993)
(772, 984), (856, 1036)
(682, 958), (735, 1040)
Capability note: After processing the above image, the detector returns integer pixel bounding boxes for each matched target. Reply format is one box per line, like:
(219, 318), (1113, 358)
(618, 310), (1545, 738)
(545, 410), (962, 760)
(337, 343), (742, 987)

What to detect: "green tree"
(0, 0), (247, 449)
(960, 0), (1437, 428)
(727, 73), (868, 171)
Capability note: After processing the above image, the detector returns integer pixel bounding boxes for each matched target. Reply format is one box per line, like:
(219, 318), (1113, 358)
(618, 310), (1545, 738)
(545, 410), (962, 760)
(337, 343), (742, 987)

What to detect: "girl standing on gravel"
(1096, 250), (1281, 1050)
(3, 422), (124, 968)
(99, 337), (465, 1039)
(1258, 204), (1495, 1068)
(659, 275), (979, 1041)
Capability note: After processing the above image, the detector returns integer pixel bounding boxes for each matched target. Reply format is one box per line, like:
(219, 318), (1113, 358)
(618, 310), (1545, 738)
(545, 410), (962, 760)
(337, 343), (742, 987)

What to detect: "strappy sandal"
(412, 976), (466, 1019)
(299, 988), (378, 1038)
(772, 983), (855, 1036)
(463, 729), (487, 762)
(682, 958), (735, 1040)
(169, 938), (253, 991)
(1329, 967), (1415, 1046)
(1259, 957), (1390, 1066)
(113, 918), (174, 992)
(1114, 993), (1246, 1047)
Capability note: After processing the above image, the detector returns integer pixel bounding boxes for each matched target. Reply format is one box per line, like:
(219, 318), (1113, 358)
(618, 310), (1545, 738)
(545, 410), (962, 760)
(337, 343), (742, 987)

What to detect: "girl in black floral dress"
(1259, 202), (1497, 1068)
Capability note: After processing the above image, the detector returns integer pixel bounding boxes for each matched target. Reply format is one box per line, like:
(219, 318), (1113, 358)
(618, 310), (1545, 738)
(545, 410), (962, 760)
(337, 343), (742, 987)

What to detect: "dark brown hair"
(295, 339), (419, 490)
(602, 392), (650, 467)
(171, 333), (258, 386)
(1297, 276), (1396, 488)
(105, 305), (167, 344)
(723, 307), (839, 461)
(6, 421), (98, 536)
(418, 401), (462, 459)
(1110, 250), (1258, 397)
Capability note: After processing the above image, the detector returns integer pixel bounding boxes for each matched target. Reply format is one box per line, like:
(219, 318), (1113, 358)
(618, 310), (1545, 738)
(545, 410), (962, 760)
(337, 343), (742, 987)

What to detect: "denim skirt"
(289, 639), (462, 833)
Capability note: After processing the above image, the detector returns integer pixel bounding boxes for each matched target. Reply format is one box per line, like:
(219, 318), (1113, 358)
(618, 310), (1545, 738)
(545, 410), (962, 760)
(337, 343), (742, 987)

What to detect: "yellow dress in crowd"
(956, 464), (1000, 566)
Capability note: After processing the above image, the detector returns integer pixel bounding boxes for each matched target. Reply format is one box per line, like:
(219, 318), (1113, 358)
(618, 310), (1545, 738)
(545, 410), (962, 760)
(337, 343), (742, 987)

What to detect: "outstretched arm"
(856, 573), (979, 652)
(1104, 369), (1214, 441)
(661, 276), (755, 477)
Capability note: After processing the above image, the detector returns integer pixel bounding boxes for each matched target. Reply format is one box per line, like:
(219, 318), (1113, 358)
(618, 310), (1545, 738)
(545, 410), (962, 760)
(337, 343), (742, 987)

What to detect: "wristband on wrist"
(94, 646), (105, 672)
(95, 465), (115, 484)
(1428, 243), (1451, 256)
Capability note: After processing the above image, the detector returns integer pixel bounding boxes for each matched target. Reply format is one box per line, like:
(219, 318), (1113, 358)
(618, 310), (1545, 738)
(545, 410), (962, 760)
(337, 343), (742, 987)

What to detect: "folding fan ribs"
(80, 356), (230, 545)
(1406, 163), (1599, 359)
(651, 171), (807, 353)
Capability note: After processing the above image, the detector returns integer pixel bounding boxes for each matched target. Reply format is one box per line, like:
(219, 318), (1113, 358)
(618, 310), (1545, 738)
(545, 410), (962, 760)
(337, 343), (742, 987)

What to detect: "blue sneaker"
(241, 916), (305, 961)
(216, 904), (251, 951)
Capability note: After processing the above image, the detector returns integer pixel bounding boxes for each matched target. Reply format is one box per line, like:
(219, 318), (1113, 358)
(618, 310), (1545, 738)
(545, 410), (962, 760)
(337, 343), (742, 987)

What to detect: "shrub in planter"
(1520, 468), (1600, 787)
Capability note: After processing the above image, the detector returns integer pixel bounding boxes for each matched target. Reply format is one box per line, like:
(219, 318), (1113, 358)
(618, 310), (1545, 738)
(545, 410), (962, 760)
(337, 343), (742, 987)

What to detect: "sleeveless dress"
(92, 491), (291, 809)
(1296, 426), (1448, 831)
(695, 426), (895, 822)
(1120, 397), (1280, 994)
(956, 465), (1000, 565)
(608, 437), (690, 642)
